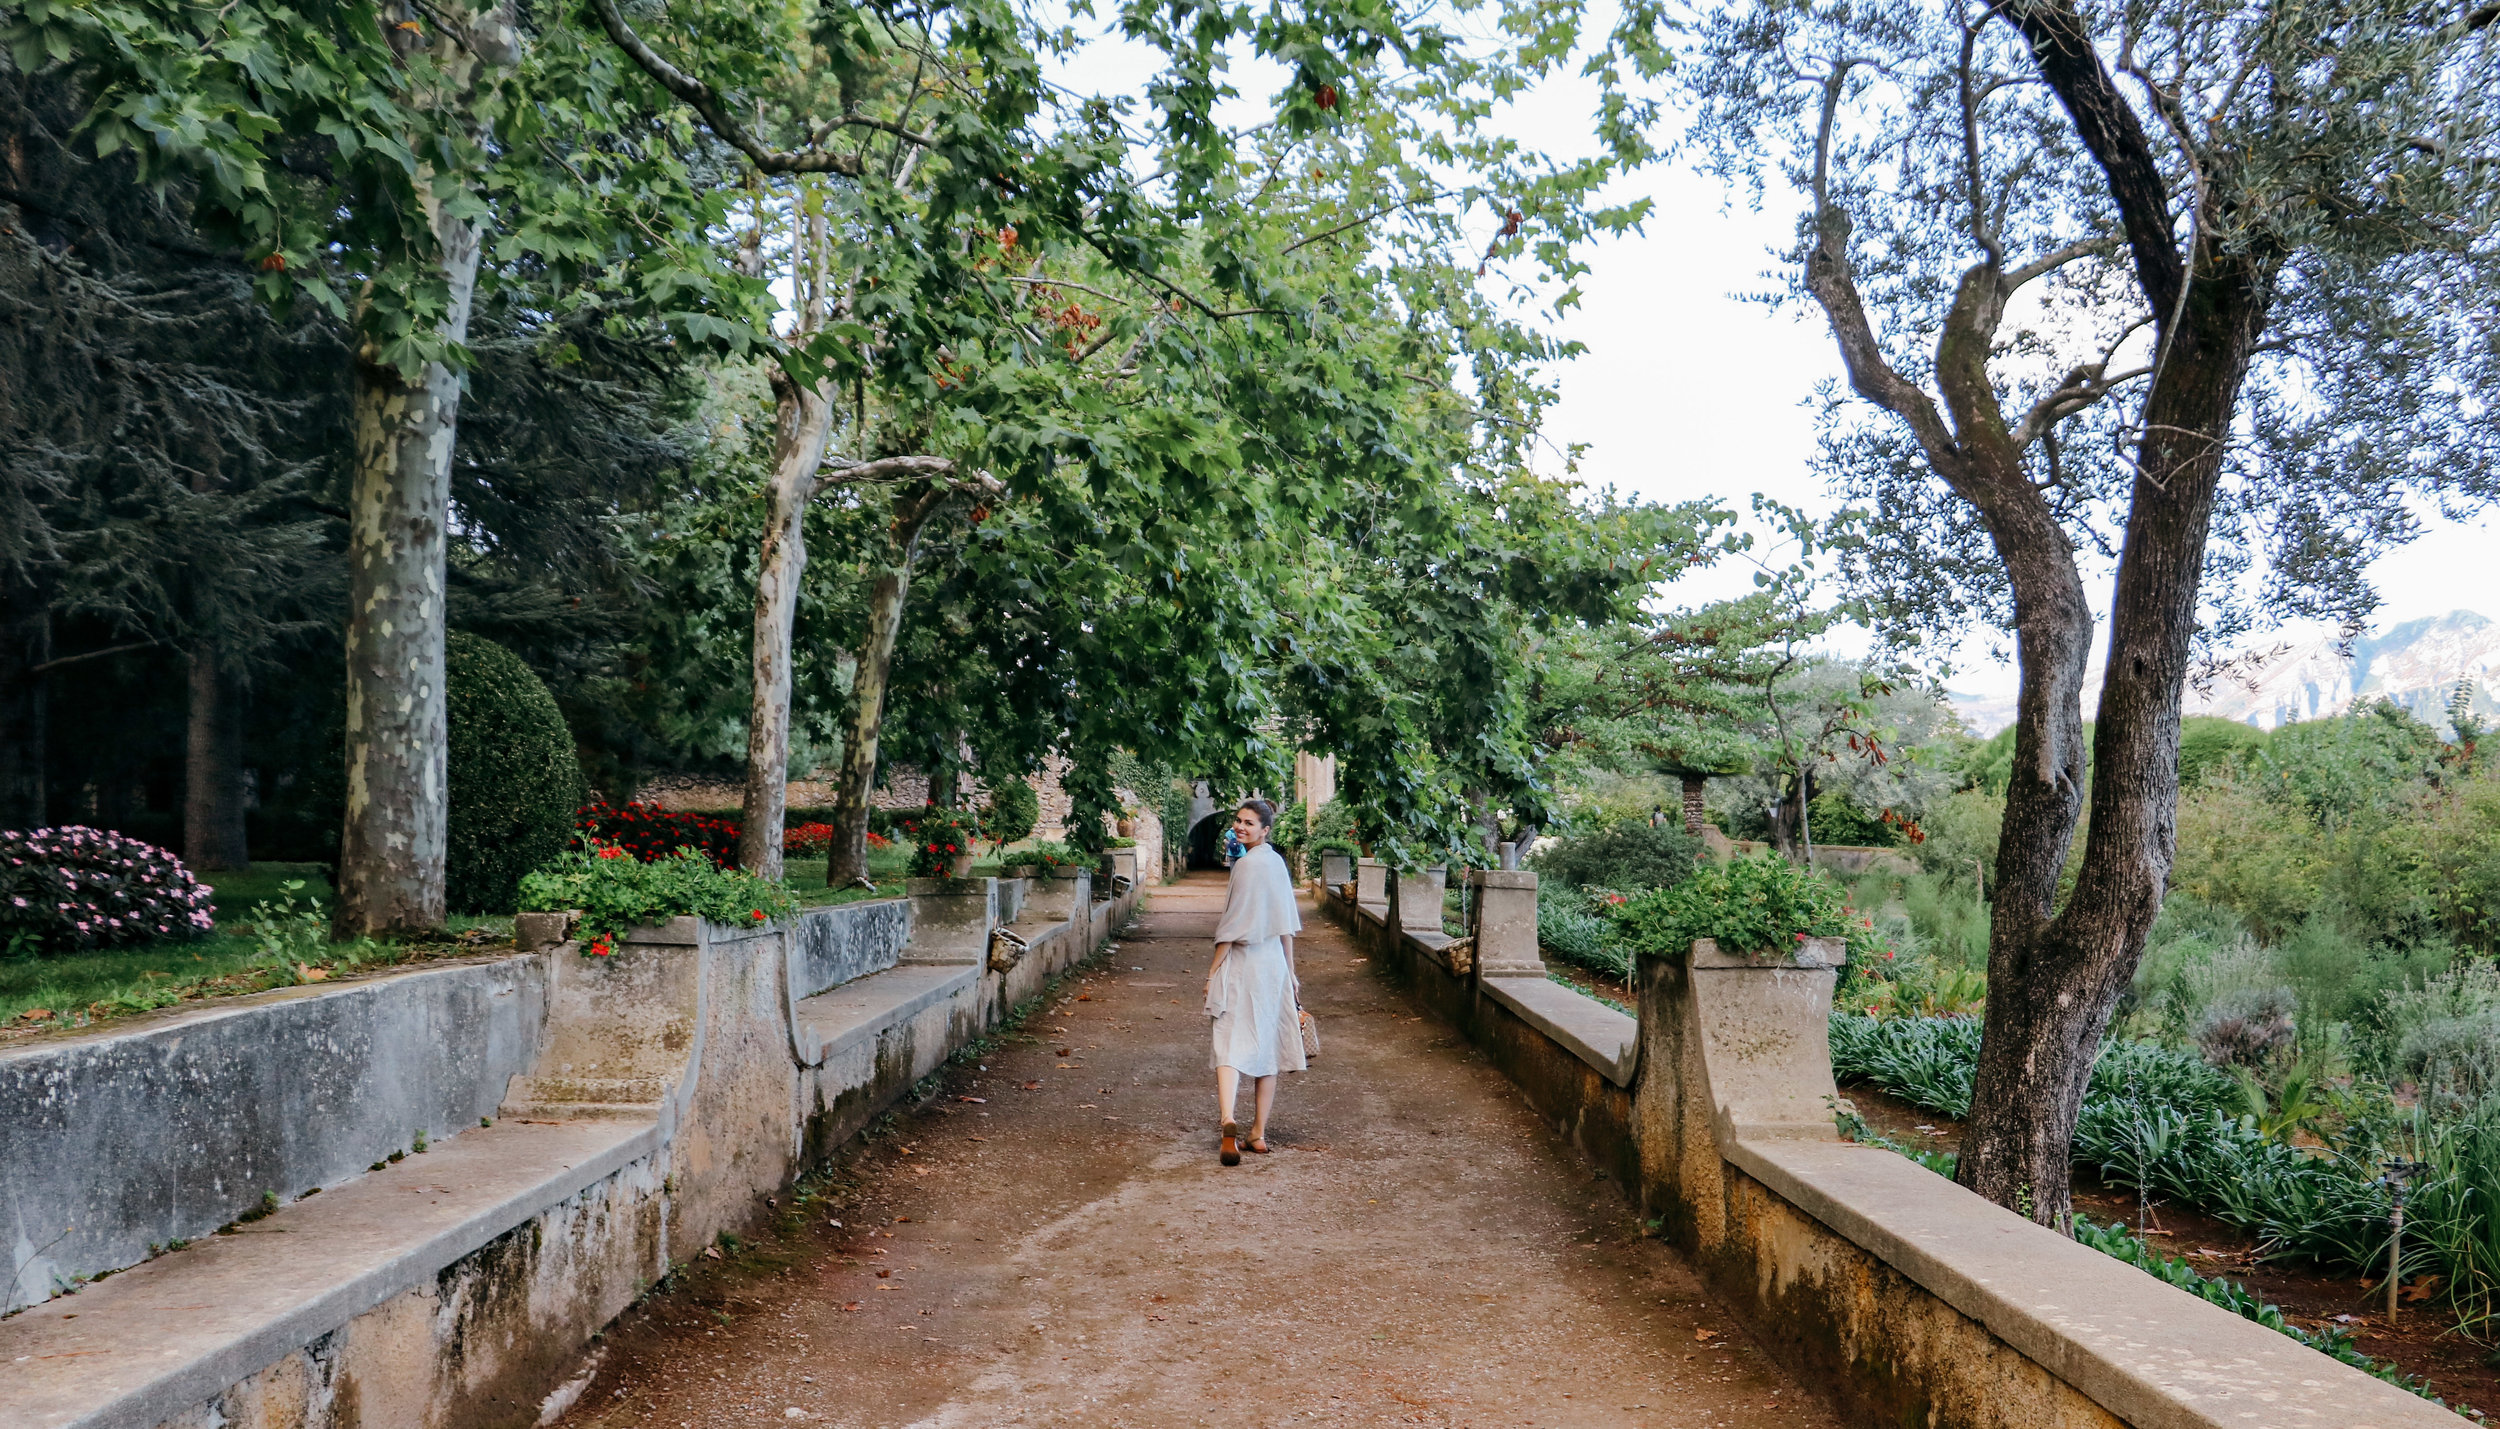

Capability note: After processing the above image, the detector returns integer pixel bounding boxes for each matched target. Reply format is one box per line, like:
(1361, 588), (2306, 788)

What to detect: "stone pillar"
(1632, 933), (1843, 1251)
(1104, 847), (1140, 887)
(1022, 867), (1091, 925)
(902, 877), (997, 964)
(1393, 866), (1447, 935)
(1355, 858), (1387, 906)
(1320, 852), (1353, 889)
(1470, 870), (1541, 978)
(1681, 774), (1707, 836)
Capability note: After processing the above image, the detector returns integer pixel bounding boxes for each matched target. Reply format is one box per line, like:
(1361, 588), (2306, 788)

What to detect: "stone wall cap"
(621, 914), (703, 945)
(1729, 1137), (2465, 1428)
(0, 1117), (658, 1429)
(1468, 869), (1537, 890)
(1480, 976), (1637, 1087)
(904, 876), (992, 896)
(1689, 935), (1844, 971)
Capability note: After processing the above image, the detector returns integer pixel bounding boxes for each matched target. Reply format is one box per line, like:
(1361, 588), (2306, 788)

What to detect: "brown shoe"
(1219, 1121), (1242, 1167)
(1246, 1133), (1272, 1155)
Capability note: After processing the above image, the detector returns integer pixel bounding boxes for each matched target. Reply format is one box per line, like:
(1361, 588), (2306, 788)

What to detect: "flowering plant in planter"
(571, 800), (739, 869)
(1606, 855), (1887, 970)
(894, 806), (983, 877)
(0, 826), (216, 953)
(1013, 840), (1086, 871)
(518, 843), (797, 957)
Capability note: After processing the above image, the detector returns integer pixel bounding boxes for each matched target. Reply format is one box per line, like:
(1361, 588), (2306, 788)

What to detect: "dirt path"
(562, 874), (1838, 1429)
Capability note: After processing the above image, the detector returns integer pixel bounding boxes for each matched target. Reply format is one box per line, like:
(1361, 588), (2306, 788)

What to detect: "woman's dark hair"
(1238, 798), (1277, 829)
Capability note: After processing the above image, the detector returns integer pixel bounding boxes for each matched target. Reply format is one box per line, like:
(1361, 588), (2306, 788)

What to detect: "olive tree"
(1680, 0), (2500, 1219)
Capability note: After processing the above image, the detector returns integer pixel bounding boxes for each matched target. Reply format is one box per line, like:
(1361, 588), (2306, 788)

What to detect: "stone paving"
(563, 874), (1837, 1429)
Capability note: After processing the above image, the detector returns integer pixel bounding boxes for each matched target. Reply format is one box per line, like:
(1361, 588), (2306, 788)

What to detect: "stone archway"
(1186, 811), (1227, 870)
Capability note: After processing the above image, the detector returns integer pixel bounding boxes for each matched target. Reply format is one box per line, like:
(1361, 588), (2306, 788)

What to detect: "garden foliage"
(0, 826), (215, 953)
(1610, 855), (1886, 970)
(446, 634), (586, 914)
(1530, 819), (1698, 893)
(983, 779), (1038, 850)
(1833, 1012), (2500, 1326)
(517, 846), (796, 954)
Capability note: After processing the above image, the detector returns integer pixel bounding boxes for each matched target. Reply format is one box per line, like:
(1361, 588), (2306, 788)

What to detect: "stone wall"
(1319, 878), (2464, 1429)
(1, 957), (550, 1312)
(0, 876), (1144, 1429)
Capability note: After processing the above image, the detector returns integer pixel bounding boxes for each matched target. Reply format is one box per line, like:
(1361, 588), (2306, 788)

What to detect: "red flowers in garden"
(573, 800), (739, 869)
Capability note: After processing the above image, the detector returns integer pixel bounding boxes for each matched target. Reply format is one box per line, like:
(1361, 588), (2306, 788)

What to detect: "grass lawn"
(783, 846), (915, 907)
(3, 839), (1075, 1030)
(0, 861), (515, 1030)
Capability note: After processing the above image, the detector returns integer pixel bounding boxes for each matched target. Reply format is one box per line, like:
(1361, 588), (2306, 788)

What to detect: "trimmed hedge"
(446, 633), (585, 914)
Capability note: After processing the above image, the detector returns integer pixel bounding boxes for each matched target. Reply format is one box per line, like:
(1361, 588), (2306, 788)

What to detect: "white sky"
(1041, 12), (2500, 705)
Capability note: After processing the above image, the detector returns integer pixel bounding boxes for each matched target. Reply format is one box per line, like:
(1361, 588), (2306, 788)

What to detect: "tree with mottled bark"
(1682, 0), (2500, 1221)
(19, 0), (765, 930)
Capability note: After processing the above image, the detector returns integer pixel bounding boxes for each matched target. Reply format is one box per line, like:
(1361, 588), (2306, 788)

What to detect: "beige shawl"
(1215, 841), (1302, 945)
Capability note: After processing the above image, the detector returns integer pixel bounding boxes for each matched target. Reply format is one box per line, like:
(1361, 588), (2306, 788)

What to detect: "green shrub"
(984, 777), (1039, 848)
(446, 634), (585, 914)
(1805, 790), (1897, 847)
(1306, 797), (1358, 855)
(517, 847), (797, 954)
(1007, 840), (1085, 871)
(2178, 716), (2270, 788)
(1610, 855), (1883, 967)
(1536, 882), (1628, 978)
(1530, 819), (1698, 892)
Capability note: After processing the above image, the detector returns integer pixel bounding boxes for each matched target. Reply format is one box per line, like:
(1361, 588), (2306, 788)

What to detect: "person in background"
(1205, 798), (1304, 1164)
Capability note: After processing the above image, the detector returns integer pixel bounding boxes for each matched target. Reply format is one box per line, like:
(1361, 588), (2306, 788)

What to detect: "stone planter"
(1467, 869), (1541, 978)
(1690, 934), (1845, 970)
(1391, 865), (1447, 934)
(1354, 858), (1387, 905)
(1320, 852), (1353, 888)
(513, 909), (580, 952)
(950, 853), (976, 878)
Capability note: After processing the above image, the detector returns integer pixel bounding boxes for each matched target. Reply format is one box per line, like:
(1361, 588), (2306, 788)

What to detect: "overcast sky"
(1043, 16), (2500, 705)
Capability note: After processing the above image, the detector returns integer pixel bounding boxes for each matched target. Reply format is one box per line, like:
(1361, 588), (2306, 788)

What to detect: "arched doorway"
(1187, 812), (1227, 870)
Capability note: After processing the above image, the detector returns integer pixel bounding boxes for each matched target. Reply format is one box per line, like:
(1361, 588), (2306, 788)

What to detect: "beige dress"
(1208, 842), (1306, 1077)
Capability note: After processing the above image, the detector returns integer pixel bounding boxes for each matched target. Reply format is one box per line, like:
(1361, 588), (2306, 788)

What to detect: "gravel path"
(562, 874), (1837, 1429)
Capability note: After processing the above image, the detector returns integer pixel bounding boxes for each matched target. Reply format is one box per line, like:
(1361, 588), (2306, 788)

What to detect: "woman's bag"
(1298, 1007), (1321, 1060)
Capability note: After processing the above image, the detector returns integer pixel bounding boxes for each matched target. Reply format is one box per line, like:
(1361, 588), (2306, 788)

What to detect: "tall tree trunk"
(1955, 262), (2270, 1225)
(184, 648), (251, 870)
(0, 593), (46, 828)
(336, 201), (483, 937)
(737, 368), (835, 878)
(826, 485), (951, 887)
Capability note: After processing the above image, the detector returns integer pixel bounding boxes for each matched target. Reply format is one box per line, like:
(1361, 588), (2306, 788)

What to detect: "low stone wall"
(0, 873), (1143, 1429)
(1321, 879), (2463, 1429)
(1, 956), (551, 1312)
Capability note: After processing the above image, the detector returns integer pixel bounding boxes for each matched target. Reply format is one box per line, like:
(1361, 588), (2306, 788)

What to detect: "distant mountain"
(2193, 611), (2500, 732)
(1948, 610), (2500, 737)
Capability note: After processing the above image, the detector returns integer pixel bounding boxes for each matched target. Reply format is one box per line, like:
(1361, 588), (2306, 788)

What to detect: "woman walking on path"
(1206, 798), (1304, 1165)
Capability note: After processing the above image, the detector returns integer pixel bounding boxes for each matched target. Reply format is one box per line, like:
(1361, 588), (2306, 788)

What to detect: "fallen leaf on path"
(1022, 1081), (1041, 1091)
(1056, 1047), (1072, 1056)
(955, 1096), (986, 1104)
(841, 1302), (862, 1312)
(1693, 1327), (1717, 1340)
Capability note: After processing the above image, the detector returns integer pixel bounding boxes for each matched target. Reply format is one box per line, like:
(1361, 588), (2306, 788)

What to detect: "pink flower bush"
(0, 826), (216, 953)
